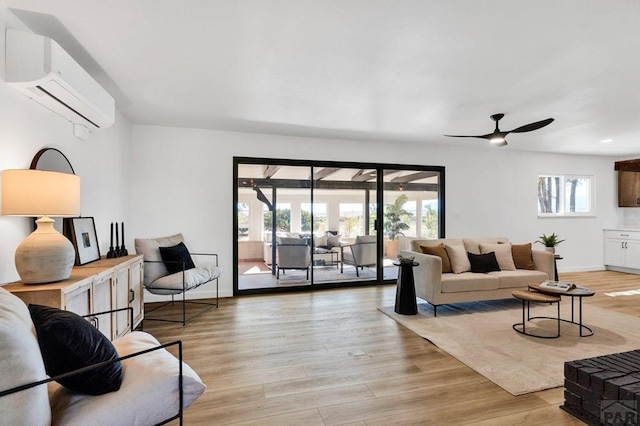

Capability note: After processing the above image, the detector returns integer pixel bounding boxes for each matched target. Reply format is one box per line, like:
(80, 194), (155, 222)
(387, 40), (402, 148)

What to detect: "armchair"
(134, 233), (221, 326)
(0, 287), (205, 426)
(341, 235), (377, 277)
(276, 237), (311, 279)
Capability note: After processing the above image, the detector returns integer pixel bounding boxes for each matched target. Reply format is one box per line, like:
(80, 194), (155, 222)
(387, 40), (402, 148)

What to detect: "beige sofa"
(400, 237), (555, 316)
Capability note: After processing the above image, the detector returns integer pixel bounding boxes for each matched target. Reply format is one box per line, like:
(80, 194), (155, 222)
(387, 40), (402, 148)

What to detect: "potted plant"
(384, 194), (413, 257)
(536, 232), (565, 254)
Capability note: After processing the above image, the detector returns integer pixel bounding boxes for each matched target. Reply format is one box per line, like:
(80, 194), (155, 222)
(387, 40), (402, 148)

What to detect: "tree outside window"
(538, 175), (593, 216)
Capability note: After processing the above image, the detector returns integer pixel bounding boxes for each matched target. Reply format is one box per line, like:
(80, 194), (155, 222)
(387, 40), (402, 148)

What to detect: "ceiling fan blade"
(508, 118), (554, 134)
(444, 133), (494, 140)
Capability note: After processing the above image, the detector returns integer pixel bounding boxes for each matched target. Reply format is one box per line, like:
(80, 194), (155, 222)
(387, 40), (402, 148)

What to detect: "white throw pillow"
(479, 243), (516, 271)
(444, 244), (471, 274)
(327, 233), (342, 248)
(49, 331), (206, 426)
(0, 287), (51, 426)
(313, 233), (328, 247)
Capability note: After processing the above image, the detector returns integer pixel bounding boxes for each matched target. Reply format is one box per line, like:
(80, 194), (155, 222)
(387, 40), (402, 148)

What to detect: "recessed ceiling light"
(601, 139), (613, 143)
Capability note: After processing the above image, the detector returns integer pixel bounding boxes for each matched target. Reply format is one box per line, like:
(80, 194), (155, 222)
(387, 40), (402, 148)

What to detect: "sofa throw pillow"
(512, 243), (536, 270)
(327, 233), (342, 248)
(159, 242), (196, 274)
(444, 244), (471, 274)
(420, 243), (452, 273)
(479, 243), (516, 271)
(28, 304), (122, 395)
(467, 252), (501, 273)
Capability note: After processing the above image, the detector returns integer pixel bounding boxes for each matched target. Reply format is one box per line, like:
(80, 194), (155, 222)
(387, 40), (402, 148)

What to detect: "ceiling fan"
(444, 113), (554, 147)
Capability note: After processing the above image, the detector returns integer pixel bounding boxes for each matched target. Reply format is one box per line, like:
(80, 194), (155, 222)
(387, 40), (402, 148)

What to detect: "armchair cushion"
(28, 304), (122, 395)
(159, 242), (195, 274)
(49, 331), (206, 426)
(0, 287), (50, 426)
(147, 266), (222, 295)
(135, 233), (185, 286)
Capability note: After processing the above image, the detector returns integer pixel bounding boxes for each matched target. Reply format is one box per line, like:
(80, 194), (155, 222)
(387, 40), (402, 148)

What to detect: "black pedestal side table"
(394, 261), (419, 315)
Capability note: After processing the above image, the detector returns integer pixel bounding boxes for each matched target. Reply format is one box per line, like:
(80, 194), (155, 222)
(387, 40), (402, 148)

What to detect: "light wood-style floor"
(145, 270), (640, 425)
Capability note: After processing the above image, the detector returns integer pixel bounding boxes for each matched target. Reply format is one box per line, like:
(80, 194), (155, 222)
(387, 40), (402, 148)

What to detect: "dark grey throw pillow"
(467, 252), (501, 273)
(159, 241), (196, 274)
(28, 304), (122, 395)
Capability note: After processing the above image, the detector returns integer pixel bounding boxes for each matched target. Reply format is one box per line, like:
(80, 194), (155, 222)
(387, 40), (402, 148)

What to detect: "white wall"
(0, 7), (133, 285)
(131, 125), (622, 299)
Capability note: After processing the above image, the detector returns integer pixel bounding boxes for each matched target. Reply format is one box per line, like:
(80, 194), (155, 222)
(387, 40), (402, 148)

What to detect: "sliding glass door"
(234, 158), (444, 294)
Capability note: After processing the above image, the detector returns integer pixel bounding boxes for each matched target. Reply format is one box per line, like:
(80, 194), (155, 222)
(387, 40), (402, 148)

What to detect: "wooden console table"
(3, 255), (144, 341)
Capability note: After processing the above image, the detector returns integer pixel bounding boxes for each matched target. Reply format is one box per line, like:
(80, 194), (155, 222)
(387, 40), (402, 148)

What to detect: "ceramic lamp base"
(15, 216), (75, 284)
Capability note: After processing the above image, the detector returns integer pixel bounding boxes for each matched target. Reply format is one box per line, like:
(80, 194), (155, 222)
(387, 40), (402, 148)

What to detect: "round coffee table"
(528, 283), (595, 337)
(512, 289), (561, 338)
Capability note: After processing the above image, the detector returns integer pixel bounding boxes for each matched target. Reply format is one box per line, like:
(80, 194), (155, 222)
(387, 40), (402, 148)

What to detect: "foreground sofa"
(400, 237), (555, 315)
(0, 286), (205, 425)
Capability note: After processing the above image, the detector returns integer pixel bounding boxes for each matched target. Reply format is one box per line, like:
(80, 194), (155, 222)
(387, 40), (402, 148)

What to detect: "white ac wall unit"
(5, 29), (115, 130)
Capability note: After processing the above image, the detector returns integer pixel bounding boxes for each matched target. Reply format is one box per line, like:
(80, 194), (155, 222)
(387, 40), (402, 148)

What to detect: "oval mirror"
(30, 148), (76, 232)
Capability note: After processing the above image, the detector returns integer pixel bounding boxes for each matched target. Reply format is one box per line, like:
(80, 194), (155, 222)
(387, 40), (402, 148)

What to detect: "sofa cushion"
(444, 244), (471, 274)
(490, 270), (550, 289)
(159, 242), (196, 274)
(0, 287), (51, 426)
(463, 237), (509, 254)
(512, 243), (536, 270)
(28, 304), (122, 395)
(468, 252), (501, 273)
(135, 233), (185, 286)
(419, 243), (452, 273)
(479, 243), (516, 271)
(441, 273), (499, 293)
(49, 331), (206, 426)
(411, 238), (463, 252)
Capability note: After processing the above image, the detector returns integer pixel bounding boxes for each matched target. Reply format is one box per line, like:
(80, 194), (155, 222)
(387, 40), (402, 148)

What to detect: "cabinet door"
(93, 275), (113, 339)
(604, 239), (625, 267)
(129, 260), (144, 328)
(625, 240), (640, 269)
(113, 267), (131, 339)
(64, 285), (92, 317)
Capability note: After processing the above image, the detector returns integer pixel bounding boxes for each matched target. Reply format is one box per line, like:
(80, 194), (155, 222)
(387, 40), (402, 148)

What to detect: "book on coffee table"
(540, 280), (576, 292)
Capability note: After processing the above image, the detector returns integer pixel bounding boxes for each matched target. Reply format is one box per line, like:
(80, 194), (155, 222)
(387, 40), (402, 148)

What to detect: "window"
(339, 203), (363, 237)
(237, 202), (250, 241)
(537, 175), (594, 216)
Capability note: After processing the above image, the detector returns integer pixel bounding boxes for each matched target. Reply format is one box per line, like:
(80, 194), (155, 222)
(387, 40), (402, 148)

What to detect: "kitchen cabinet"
(604, 229), (640, 272)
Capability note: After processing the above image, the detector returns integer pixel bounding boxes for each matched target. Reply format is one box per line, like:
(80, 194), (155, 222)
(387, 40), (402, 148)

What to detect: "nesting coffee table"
(527, 282), (595, 337)
(512, 289), (562, 338)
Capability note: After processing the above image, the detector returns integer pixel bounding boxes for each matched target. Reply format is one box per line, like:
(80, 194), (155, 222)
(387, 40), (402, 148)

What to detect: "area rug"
(379, 299), (640, 396)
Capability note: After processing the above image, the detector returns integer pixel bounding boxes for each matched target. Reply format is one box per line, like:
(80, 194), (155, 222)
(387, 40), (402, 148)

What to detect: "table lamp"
(1, 169), (81, 284)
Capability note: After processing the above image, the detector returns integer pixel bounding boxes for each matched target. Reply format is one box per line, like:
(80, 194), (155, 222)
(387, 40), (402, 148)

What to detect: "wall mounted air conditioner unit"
(4, 29), (115, 131)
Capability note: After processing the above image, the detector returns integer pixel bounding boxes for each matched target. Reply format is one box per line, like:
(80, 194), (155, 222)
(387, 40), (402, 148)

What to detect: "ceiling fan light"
(489, 136), (505, 144)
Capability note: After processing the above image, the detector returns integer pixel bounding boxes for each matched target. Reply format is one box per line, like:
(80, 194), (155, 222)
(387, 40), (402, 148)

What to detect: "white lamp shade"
(1, 169), (80, 217)
(1, 169), (81, 283)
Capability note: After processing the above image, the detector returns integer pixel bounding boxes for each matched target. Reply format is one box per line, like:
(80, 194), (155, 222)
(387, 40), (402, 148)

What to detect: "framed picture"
(63, 217), (101, 265)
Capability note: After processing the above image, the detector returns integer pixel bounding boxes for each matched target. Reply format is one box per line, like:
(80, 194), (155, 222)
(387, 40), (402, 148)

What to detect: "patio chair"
(276, 237), (311, 279)
(341, 235), (377, 277)
(134, 233), (221, 325)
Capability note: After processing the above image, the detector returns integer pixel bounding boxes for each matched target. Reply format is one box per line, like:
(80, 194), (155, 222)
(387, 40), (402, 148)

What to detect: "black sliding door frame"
(233, 157), (445, 296)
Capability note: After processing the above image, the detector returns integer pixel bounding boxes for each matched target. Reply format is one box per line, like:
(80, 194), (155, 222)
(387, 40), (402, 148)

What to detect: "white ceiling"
(5, 0), (640, 156)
